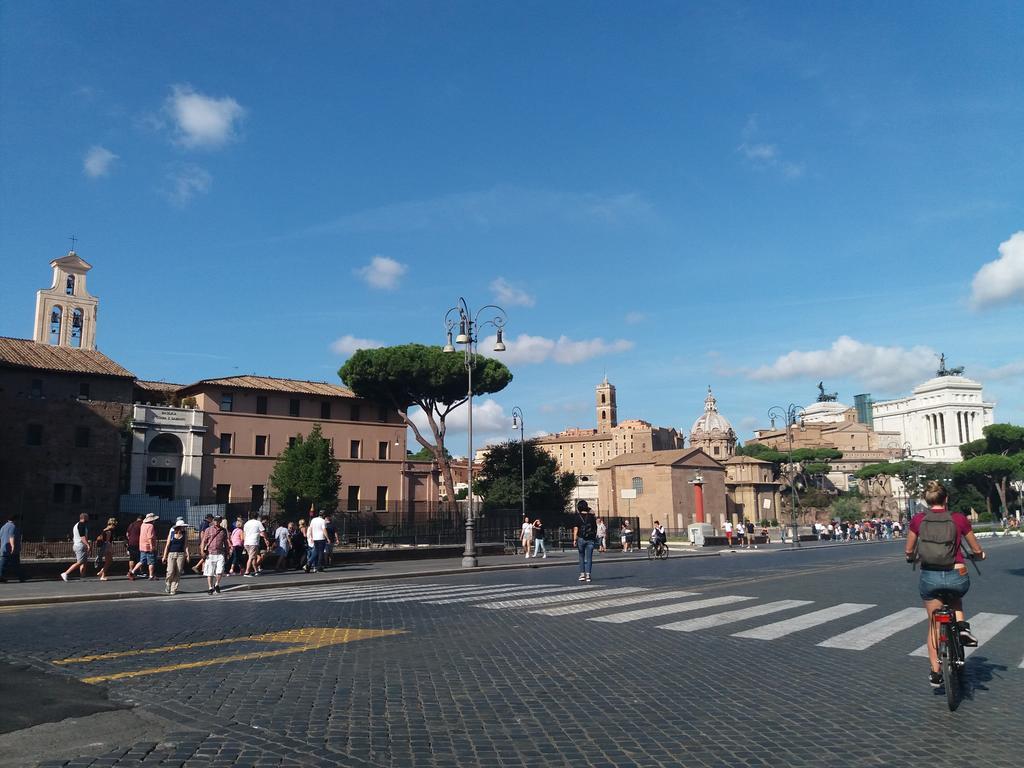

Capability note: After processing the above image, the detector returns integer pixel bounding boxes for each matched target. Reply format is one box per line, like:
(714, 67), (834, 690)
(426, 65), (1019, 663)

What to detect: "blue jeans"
(577, 538), (595, 575)
(0, 552), (23, 581)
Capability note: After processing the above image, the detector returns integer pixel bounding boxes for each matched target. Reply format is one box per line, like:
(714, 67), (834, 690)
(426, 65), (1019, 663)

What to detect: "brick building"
(0, 337), (135, 538)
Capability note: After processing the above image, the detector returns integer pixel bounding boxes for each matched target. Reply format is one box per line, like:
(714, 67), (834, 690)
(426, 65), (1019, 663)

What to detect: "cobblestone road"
(3, 540), (1022, 767)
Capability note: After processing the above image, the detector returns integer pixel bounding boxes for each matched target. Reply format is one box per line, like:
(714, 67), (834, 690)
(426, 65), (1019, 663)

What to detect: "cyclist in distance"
(650, 520), (667, 554)
(904, 480), (986, 688)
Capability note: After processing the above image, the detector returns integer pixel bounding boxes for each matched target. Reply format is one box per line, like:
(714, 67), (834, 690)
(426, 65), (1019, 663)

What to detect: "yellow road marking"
(50, 628), (403, 684)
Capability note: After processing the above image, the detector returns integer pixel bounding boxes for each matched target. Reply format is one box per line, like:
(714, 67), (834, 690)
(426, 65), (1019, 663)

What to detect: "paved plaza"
(1, 539), (1022, 767)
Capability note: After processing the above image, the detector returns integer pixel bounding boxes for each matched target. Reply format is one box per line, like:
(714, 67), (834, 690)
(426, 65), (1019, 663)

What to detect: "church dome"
(691, 386), (735, 437)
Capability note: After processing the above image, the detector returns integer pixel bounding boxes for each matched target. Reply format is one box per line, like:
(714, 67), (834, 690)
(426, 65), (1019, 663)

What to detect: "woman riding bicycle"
(650, 521), (667, 554)
(904, 480), (985, 689)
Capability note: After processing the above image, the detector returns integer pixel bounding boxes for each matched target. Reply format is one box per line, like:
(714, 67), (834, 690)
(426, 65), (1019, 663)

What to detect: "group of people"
(43, 508), (351, 596)
(519, 516), (548, 559)
(813, 518), (904, 542)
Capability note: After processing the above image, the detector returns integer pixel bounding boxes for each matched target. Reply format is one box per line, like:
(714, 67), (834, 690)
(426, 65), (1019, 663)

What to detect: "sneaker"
(578, 574), (586, 582)
(243, 573), (253, 578)
(60, 573), (68, 582)
(585, 574), (592, 583)
(127, 571), (135, 581)
(959, 623), (979, 647)
(929, 671), (942, 688)
(542, 554), (547, 559)
(214, 585), (221, 594)
(208, 588), (214, 595)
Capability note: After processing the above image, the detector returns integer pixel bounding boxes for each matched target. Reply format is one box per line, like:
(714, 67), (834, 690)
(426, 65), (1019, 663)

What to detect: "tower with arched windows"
(33, 250), (99, 350)
(596, 376), (617, 432)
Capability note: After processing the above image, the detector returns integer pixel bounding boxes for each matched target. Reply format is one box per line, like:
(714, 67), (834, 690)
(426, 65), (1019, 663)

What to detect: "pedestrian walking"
(273, 519), (291, 572)
(242, 511), (270, 577)
(597, 517), (608, 552)
(323, 513), (340, 568)
(290, 521), (306, 569)
(60, 513), (92, 582)
(620, 520), (633, 553)
(306, 509), (328, 573)
(227, 519), (245, 575)
(745, 519), (756, 549)
(0, 512), (25, 583)
(724, 519), (734, 547)
(191, 514), (215, 575)
(521, 515), (534, 558)
(127, 513), (159, 581)
(573, 501), (598, 583)
(532, 518), (547, 559)
(200, 514), (229, 594)
(162, 518), (191, 595)
(125, 513), (143, 577)
(95, 517), (116, 580)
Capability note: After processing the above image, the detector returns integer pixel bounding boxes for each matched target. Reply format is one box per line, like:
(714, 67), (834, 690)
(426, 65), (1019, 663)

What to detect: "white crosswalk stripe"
(425, 585), (566, 604)
(326, 584), (517, 604)
(658, 600), (813, 632)
(369, 584), (525, 604)
(908, 612), (1017, 658)
(531, 590), (699, 616)
(731, 603), (875, 640)
(817, 607), (923, 650)
(476, 587), (647, 610)
(589, 595), (754, 624)
(218, 582), (452, 602)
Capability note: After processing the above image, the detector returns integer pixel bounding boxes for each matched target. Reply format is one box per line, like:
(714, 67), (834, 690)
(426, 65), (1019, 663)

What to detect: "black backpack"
(916, 510), (958, 568)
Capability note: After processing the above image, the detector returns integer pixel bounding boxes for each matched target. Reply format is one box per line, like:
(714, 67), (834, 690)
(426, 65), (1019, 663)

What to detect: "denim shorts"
(138, 551), (156, 567)
(919, 568), (970, 601)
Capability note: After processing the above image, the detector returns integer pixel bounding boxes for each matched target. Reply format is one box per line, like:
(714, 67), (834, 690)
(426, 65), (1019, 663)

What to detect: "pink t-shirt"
(230, 528), (244, 547)
(909, 509), (972, 564)
(139, 522), (156, 552)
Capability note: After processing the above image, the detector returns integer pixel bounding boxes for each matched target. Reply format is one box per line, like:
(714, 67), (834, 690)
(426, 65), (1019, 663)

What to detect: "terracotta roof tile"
(180, 375), (355, 398)
(0, 336), (134, 378)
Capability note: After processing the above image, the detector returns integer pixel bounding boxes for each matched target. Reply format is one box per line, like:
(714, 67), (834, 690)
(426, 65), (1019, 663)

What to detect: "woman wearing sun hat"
(128, 513), (160, 581)
(94, 518), (117, 581)
(162, 518), (191, 595)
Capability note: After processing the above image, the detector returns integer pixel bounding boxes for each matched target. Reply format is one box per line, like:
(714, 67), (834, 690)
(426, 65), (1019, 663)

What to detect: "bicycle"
(647, 540), (669, 560)
(911, 552), (981, 712)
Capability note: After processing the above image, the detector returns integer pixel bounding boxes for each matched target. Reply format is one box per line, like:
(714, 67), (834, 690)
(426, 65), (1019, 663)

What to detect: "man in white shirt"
(724, 520), (734, 548)
(306, 510), (328, 573)
(242, 512), (270, 577)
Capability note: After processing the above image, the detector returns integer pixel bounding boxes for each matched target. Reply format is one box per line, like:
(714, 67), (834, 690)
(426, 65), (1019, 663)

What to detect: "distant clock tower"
(596, 376), (617, 432)
(34, 250), (99, 350)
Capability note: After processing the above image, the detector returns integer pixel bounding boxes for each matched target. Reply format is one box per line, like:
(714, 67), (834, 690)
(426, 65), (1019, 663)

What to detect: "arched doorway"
(147, 433), (183, 499)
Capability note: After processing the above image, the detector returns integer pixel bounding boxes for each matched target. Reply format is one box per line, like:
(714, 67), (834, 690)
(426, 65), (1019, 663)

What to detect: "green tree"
(339, 344), (513, 501)
(953, 454), (1018, 518)
(407, 445), (452, 462)
(829, 495), (863, 521)
(269, 424), (341, 514)
(474, 440), (578, 514)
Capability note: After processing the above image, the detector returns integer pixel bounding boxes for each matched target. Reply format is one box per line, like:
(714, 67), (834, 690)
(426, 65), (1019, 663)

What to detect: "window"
(255, 435), (268, 456)
(252, 485), (265, 510)
(79, 382), (90, 399)
(289, 398), (300, 417)
(347, 486), (360, 510)
(66, 274), (75, 295)
(378, 404), (389, 423)
(48, 306), (62, 344)
(256, 395), (267, 414)
(31, 379), (43, 398)
(376, 486), (388, 510)
(26, 424), (42, 446)
(70, 309), (84, 348)
(350, 440), (361, 459)
(215, 484), (231, 504)
(713, 445), (719, 455)
(378, 441), (389, 460)
(350, 403), (361, 421)
(53, 484), (82, 504)
(321, 401), (332, 420)
(219, 433), (233, 454)
(220, 392), (234, 412)
(289, 436), (297, 448)
(632, 476), (644, 495)
(75, 426), (91, 448)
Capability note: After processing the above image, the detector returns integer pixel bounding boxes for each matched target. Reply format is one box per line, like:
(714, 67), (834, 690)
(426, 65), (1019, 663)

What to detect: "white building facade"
(129, 404), (206, 498)
(871, 375), (995, 462)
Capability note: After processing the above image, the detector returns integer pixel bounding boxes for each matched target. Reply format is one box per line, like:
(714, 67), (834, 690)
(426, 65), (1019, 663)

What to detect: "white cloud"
(164, 84), (246, 149)
(83, 146), (118, 177)
(748, 336), (936, 390)
(484, 333), (635, 365)
(739, 142), (778, 161)
(490, 277), (535, 307)
(355, 255), (407, 290)
(737, 115), (803, 179)
(973, 359), (1024, 380)
(969, 231), (1024, 309)
(408, 399), (512, 457)
(330, 334), (384, 356)
(163, 164), (212, 206)
(624, 311), (647, 325)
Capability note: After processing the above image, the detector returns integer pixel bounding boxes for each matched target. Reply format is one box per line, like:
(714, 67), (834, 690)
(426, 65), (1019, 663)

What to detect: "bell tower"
(34, 250), (99, 350)
(596, 376), (617, 432)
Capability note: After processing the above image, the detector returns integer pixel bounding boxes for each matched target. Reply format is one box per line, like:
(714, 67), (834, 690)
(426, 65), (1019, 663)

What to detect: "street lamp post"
(443, 297), (507, 568)
(511, 406), (526, 522)
(768, 404), (806, 548)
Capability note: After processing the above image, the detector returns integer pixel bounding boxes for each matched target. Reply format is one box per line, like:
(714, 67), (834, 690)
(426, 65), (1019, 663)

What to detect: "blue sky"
(2, 1), (1023, 454)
